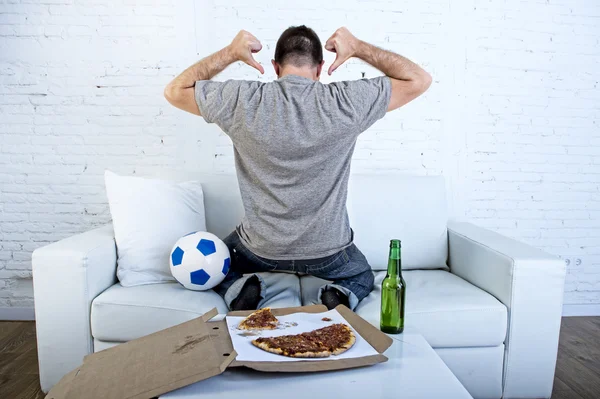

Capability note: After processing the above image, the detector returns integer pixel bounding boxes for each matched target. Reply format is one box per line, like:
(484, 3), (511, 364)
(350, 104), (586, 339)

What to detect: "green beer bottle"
(380, 239), (406, 334)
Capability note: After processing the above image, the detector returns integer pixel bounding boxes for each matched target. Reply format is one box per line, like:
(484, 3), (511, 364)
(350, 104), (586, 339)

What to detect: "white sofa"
(32, 174), (566, 398)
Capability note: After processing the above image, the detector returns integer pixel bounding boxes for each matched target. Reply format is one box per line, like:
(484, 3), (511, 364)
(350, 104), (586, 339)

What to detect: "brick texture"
(0, 0), (598, 310)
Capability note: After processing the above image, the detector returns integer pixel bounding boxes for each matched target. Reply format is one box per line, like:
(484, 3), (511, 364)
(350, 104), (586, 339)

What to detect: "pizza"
(237, 308), (279, 330)
(252, 323), (355, 358)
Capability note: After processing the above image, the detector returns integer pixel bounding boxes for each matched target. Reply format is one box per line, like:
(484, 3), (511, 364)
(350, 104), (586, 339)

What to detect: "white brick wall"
(1, 0), (598, 314)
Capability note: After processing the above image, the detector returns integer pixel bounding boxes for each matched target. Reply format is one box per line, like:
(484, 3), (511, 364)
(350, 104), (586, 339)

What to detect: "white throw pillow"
(104, 170), (206, 287)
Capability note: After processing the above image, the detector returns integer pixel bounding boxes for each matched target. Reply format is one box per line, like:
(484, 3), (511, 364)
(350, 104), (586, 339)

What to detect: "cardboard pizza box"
(45, 304), (393, 399)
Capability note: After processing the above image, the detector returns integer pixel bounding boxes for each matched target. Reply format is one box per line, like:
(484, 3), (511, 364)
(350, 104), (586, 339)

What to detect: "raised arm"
(325, 27), (432, 111)
(164, 30), (264, 115)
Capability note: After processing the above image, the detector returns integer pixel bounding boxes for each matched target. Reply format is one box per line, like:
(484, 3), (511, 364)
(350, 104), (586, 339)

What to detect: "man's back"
(165, 25), (430, 310)
(195, 75), (391, 259)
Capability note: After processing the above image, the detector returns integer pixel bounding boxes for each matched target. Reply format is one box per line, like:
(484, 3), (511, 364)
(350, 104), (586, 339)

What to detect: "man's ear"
(271, 60), (280, 77)
(316, 60), (325, 80)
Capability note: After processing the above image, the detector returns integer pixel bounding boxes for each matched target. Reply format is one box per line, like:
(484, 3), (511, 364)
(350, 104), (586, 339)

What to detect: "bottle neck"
(387, 246), (401, 276)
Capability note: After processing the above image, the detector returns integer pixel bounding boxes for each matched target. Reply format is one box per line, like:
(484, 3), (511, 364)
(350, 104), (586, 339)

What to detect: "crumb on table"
(238, 331), (259, 337)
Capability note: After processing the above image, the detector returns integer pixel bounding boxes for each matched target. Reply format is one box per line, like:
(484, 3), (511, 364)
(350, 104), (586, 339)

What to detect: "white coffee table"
(160, 330), (472, 399)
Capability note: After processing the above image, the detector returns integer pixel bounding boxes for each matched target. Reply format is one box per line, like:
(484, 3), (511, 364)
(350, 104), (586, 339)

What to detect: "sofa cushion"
(91, 272), (301, 342)
(105, 170), (207, 287)
(300, 270), (507, 347)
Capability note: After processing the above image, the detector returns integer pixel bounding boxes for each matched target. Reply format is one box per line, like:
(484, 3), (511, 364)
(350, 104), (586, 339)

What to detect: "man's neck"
(279, 66), (317, 81)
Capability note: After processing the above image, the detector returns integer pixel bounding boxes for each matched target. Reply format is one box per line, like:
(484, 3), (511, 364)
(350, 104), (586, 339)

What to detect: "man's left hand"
(229, 30), (265, 74)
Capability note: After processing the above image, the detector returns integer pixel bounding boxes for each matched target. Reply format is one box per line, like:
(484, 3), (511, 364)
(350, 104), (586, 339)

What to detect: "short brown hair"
(274, 25), (323, 67)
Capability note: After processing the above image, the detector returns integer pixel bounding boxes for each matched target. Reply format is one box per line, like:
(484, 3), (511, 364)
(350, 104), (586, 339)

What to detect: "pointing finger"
(248, 56), (264, 74)
(328, 54), (345, 75)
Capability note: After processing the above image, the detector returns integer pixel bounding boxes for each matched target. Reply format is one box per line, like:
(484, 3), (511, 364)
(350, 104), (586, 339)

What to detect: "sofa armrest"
(32, 224), (117, 392)
(447, 221), (565, 399)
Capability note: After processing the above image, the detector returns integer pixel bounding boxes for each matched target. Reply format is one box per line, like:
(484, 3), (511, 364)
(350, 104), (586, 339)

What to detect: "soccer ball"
(169, 231), (231, 291)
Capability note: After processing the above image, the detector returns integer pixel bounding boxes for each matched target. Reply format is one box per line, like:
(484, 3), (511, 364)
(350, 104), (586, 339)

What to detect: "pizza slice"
(237, 308), (279, 330)
(252, 323), (355, 358)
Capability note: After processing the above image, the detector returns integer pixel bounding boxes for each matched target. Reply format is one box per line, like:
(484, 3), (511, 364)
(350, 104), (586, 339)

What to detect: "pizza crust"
(237, 308), (279, 330)
(251, 323), (356, 358)
(332, 332), (355, 355)
(238, 323), (277, 331)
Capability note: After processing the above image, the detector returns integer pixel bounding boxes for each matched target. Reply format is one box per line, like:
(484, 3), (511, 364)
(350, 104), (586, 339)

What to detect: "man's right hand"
(229, 30), (265, 74)
(325, 27), (361, 75)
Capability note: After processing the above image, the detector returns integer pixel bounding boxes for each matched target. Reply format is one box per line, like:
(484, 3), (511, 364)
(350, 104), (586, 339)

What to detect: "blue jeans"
(214, 231), (375, 310)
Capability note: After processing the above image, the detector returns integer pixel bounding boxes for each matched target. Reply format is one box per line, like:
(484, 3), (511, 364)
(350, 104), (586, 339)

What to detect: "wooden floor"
(0, 318), (598, 398)
(551, 317), (600, 399)
(0, 321), (43, 399)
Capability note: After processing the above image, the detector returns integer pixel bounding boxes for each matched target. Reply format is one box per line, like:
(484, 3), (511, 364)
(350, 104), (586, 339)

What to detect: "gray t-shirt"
(195, 74), (391, 260)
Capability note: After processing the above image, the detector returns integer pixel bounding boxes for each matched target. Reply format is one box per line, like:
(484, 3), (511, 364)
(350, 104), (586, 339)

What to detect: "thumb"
(246, 55), (264, 74)
(328, 53), (345, 75)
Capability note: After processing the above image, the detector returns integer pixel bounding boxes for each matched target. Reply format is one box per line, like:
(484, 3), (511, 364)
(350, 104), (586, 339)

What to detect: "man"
(164, 26), (431, 311)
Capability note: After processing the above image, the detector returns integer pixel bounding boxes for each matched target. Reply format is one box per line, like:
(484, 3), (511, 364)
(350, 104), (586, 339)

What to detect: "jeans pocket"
(233, 243), (278, 272)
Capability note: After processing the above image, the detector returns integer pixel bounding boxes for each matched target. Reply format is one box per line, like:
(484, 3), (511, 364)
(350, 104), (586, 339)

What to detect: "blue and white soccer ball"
(169, 231), (231, 291)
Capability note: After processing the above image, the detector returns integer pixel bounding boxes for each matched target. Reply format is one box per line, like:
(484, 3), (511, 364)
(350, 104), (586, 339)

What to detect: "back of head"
(274, 25), (323, 67)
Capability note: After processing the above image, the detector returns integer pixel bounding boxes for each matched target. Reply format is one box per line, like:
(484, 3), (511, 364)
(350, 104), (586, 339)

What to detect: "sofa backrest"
(186, 173), (448, 271)
(347, 174), (448, 270)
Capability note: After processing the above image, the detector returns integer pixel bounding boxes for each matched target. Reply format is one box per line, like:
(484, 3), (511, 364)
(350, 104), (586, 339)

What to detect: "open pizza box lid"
(46, 305), (393, 399)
